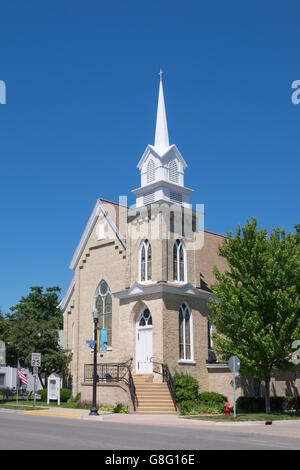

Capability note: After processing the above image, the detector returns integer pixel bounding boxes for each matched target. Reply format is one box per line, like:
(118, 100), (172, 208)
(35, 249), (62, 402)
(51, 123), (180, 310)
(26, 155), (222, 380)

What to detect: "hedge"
(237, 396), (300, 413)
(38, 388), (72, 402)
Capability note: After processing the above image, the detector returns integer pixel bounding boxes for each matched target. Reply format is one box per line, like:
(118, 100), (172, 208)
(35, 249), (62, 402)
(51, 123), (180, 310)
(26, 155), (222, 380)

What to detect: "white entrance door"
(136, 308), (153, 374)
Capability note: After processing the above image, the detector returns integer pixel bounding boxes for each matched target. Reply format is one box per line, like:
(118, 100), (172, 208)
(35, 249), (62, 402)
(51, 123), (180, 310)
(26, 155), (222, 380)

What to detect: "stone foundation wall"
(80, 382), (134, 412)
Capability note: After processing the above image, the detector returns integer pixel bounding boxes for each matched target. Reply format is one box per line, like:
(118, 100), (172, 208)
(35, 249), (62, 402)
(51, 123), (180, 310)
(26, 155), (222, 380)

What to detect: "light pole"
(89, 310), (99, 416)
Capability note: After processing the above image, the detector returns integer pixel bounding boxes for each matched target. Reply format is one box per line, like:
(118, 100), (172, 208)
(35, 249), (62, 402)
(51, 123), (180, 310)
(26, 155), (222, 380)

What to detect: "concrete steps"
(133, 374), (177, 415)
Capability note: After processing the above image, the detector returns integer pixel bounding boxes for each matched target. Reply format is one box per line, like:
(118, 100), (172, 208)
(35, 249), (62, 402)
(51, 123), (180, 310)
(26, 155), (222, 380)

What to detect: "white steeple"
(154, 70), (170, 152)
(132, 71), (193, 208)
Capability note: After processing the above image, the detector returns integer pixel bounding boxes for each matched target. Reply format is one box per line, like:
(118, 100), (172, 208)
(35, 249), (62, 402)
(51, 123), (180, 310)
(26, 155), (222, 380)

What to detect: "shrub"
(198, 392), (228, 407)
(68, 392), (81, 403)
(39, 388), (47, 401)
(113, 402), (128, 414)
(178, 400), (223, 416)
(60, 389), (72, 402)
(173, 373), (199, 403)
(38, 388), (72, 403)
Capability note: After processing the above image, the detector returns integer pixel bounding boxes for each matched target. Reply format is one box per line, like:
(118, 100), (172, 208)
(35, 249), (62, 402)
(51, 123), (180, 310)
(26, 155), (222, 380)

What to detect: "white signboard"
(31, 353), (41, 367)
(47, 377), (60, 405)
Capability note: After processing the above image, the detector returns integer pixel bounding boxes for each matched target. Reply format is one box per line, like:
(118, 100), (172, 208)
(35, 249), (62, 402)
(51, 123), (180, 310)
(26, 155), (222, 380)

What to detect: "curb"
(24, 410), (83, 419)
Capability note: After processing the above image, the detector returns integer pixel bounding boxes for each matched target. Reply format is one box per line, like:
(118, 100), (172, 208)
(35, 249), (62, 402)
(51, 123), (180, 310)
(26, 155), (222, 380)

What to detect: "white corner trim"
(69, 199), (126, 270)
(58, 276), (75, 312)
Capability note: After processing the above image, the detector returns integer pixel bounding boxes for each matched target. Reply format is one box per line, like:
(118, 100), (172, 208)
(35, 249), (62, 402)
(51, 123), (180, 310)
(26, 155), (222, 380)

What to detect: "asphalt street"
(1, 409), (300, 450)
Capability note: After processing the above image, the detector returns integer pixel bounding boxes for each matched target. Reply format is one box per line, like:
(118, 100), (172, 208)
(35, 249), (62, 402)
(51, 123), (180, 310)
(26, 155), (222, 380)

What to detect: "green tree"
(209, 218), (300, 413)
(7, 286), (71, 388)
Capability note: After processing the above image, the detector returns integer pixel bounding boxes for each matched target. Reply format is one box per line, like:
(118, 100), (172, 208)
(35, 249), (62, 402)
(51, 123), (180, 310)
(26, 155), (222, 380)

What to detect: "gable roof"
(69, 198), (127, 271)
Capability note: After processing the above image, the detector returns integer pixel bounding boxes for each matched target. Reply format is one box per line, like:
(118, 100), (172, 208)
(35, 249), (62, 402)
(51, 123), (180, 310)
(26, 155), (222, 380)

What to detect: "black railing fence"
(84, 358), (138, 411)
(151, 359), (177, 410)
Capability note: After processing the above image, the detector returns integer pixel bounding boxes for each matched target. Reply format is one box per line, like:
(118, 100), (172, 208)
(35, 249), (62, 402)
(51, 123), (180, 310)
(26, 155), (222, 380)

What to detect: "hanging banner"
(98, 328), (108, 353)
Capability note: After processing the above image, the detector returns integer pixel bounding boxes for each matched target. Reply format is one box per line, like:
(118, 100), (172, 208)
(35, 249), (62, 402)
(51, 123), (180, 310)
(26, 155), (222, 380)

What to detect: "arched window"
(94, 280), (112, 347)
(139, 239), (152, 282)
(147, 160), (155, 184)
(173, 239), (186, 282)
(138, 308), (152, 327)
(179, 304), (193, 361)
(169, 159), (178, 184)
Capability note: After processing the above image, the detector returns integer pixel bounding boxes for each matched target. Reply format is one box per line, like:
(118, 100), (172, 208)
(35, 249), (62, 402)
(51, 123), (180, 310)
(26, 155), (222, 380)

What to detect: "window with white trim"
(179, 304), (193, 361)
(94, 280), (112, 347)
(139, 239), (152, 282)
(97, 219), (105, 240)
(173, 239), (186, 282)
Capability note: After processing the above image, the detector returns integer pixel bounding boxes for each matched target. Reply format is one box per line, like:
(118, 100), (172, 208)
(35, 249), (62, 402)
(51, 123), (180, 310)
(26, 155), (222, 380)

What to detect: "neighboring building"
(59, 75), (300, 411)
(0, 366), (36, 392)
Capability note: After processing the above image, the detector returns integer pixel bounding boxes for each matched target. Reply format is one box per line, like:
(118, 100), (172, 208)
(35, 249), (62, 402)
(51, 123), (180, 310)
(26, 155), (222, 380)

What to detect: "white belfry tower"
(132, 71), (193, 208)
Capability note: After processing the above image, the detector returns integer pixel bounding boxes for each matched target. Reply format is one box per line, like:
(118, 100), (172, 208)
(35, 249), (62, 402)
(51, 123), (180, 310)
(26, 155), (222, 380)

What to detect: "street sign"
(228, 356), (240, 419)
(33, 367), (39, 376)
(228, 355), (240, 373)
(31, 352), (41, 367)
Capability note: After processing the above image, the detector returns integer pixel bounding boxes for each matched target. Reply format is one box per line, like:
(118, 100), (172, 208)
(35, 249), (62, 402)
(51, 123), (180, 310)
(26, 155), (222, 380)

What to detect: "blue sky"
(0, 1), (299, 313)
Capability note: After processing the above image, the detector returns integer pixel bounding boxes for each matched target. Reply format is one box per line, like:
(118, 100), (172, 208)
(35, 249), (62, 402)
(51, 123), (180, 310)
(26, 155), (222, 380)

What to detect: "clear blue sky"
(0, 1), (299, 313)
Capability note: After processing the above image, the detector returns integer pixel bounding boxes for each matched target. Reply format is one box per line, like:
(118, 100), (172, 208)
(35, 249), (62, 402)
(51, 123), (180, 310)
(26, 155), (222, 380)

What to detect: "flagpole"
(16, 359), (19, 405)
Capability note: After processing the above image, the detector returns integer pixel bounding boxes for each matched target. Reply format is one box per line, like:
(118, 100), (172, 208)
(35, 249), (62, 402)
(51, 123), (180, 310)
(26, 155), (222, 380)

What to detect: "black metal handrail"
(150, 359), (177, 410)
(84, 358), (138, 411)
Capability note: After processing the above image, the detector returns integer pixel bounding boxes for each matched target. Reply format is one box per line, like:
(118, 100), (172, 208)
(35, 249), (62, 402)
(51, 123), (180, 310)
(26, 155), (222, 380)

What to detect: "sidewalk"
(22, 406), (183, 424)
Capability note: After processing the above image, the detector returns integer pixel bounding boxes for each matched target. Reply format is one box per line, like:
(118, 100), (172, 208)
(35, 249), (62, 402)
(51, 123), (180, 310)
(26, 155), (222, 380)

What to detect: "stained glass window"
(94, 280), (112, 347)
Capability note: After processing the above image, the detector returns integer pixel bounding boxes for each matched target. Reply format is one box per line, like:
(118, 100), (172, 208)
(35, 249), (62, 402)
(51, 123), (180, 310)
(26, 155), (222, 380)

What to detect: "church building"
(59, 74), (277, 412)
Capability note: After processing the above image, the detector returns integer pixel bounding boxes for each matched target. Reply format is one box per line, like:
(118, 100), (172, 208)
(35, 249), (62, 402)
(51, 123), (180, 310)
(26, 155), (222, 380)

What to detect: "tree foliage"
(209, 218), (300, 412)
(6, 286), (71, 388)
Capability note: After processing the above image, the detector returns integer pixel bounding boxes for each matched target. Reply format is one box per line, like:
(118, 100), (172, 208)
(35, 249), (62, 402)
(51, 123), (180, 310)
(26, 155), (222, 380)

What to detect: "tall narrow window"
(147, 160), (155, 184)
(208, 321), (213, 350)
(179, 304), (193, 361)
(94, 280), (112, 347)
(139, 239), (152, 282)
(169, 160), (178, 183)
(173, 239), (186, 282)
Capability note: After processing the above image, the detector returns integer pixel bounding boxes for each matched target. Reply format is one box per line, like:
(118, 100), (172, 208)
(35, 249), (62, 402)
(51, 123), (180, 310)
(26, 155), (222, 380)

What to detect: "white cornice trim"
(113, 282), (217, 300)
(69, 199), (126, 271)
(131, 179), (194, 196)
(58, 276), (75, 312)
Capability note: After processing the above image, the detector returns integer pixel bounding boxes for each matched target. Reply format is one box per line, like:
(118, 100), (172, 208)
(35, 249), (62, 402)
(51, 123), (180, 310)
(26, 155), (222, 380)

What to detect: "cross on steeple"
(159, 69), (163, 82)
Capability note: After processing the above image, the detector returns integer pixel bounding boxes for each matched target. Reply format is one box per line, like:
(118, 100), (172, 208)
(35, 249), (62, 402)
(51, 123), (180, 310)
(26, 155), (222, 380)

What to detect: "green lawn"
(0, 397), (114, 412)
(183, 412), (300, 422)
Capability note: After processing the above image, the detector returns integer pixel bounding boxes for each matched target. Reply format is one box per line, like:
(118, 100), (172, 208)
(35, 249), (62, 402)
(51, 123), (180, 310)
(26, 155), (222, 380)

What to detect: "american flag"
(17, 362), (28, 386)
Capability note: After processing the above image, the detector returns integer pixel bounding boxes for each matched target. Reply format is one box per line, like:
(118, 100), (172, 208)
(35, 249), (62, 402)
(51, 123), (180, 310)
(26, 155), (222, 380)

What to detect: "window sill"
(178, 360), (196, 365)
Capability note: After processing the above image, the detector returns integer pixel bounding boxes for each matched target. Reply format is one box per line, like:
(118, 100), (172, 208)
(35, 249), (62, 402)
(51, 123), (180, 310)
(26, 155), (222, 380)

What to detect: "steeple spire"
(154, 69), (170, 152)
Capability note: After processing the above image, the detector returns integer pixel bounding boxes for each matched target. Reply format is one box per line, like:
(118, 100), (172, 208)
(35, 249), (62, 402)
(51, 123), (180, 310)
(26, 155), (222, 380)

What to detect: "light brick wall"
(162, 293), (210, 392)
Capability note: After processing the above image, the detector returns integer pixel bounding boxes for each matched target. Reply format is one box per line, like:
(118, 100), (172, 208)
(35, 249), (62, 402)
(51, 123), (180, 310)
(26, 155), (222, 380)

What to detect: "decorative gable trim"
(58, 276), (75, 312)
(137, 144), (187, 170)
(69, 199), (126, 271)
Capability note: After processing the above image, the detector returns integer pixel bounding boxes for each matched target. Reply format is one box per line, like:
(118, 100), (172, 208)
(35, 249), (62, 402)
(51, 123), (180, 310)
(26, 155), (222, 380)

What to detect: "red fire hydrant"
(224, 402), (232, 417)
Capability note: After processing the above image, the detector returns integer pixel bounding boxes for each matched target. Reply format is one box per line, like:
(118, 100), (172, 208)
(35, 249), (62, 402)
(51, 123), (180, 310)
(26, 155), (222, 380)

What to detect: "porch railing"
(151, 359), (177, 410)
(83, 358), (138, 411)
